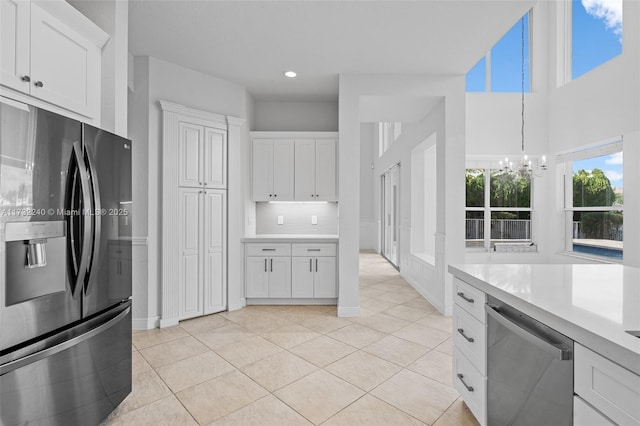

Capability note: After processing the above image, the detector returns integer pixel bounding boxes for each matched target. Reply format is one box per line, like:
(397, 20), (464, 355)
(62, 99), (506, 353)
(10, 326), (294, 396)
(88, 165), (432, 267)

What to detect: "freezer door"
(0, 301), (131, 426)
(0, 98), (82, 351)
(82, 124), (132, 317)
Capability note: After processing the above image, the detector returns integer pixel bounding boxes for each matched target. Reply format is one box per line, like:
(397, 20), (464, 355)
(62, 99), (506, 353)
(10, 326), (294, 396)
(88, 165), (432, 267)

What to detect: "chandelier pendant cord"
(521, 15), (525, 154)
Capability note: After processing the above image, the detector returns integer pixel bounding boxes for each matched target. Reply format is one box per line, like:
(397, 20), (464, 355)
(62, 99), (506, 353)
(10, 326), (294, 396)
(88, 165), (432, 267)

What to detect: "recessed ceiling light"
(284, 71), (297, 78)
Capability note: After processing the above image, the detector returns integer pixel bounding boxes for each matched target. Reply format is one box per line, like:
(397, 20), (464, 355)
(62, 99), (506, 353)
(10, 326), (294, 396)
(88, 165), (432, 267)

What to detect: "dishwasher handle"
(485, 304), (572, 361)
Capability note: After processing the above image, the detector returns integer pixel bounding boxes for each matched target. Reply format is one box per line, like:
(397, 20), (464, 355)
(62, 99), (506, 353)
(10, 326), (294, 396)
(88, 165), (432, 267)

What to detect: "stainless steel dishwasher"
(486, 295), (574, 426)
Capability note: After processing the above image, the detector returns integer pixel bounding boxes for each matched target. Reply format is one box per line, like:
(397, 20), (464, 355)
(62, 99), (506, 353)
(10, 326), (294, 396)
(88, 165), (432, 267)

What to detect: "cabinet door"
(291, 257), (314, 298)
(272, 139), (294, 201)
(203, 190), (226, 314)
(268, 257), (291, 298)
(315, 139), (337, 201)
(203, 127), (226, 189)
(246, 257), (269, 298)
(0, 0), (30, 92)
(314, 257), (337, 298)
(29, 3), (100, 117)
(178, 188), (202, 320)
(294, 139), (316, 201)
(252, 139), (273, 201)
(178, 122), (203, 187)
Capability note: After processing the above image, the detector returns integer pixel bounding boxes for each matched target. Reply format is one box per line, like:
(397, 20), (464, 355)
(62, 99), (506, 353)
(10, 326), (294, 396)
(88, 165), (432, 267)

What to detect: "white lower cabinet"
(245, 255), (292, 298)
(574, 396), (616, 426)
(178, 188), (226, 320)
(574, 344), (640, 426)
(245, 242), (337, 301)
(452, 279), (487, 426)
(453, 348), (487, 425)
(291, 256), (337, 298)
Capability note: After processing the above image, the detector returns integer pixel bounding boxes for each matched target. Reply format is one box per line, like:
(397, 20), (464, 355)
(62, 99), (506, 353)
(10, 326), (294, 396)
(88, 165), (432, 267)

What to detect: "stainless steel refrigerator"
(0, 96), (132, 425)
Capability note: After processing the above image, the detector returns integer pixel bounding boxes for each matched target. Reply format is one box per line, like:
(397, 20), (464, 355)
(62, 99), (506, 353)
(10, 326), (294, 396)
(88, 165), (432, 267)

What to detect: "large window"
(559, 141), (623, 260)
(466, 11), (530, 93)
(378, 122), (402, 157)
(572, 0), (622, 80)
(465, 168), (532, 249)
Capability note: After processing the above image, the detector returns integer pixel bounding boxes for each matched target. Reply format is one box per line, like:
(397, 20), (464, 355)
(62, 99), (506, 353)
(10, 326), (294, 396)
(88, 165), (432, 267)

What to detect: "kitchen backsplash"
(256, 202), (338, 235)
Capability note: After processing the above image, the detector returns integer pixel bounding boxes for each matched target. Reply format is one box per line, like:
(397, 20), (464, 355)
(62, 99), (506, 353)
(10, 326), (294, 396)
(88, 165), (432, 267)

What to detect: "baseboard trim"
(132, 316), (160, 330)
(247, 298), (337, 305)
(401, 273), (446, 315)
(337, 305), (361, 317)
(228, 298), (246, 311)
(159, 317), (179, 328)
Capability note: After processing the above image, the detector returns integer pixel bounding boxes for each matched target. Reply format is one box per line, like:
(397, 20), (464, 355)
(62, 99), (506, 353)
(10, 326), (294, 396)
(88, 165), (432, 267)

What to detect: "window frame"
(559, 0), (623, 85)
(559, 140), (624, 262)
(465, 165), (534, 251)
(465, 9), (532, 93)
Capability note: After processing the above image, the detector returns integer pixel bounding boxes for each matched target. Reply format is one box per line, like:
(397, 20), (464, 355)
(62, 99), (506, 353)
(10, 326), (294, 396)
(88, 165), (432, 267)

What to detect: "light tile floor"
(103, 252), (479, 426)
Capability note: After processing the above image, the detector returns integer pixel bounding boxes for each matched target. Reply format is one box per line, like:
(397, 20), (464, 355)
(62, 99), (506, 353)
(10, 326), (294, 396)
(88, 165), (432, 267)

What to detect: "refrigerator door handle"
(0, 304), (130, 375)
(68, 142), (93, 292)
(83, 143), (101, 291)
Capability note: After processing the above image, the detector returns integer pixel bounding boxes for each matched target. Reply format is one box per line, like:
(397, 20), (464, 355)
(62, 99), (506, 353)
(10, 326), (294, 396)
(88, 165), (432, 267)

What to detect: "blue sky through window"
(573, 152), (623, 189)
(491, 14), (530, 92)
(572, 0), (622, 80)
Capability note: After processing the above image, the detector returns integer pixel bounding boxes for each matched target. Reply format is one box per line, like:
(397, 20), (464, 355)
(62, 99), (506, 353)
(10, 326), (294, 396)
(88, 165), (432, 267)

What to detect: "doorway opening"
(381, 163), (400, 269)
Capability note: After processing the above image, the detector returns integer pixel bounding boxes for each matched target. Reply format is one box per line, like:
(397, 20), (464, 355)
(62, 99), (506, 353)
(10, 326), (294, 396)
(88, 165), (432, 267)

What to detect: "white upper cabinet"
(294, 138), (336, 201)
(0, 0), (108, 120)
(251, 132), (338, 202)
(252, 138), (294, 201)
(1, 0), (30, 92)
(314, 139), (337, 201)
(204, 128), (227, 188)
(178, 122), (203, 187)
(293, 139), (316, 201)
(178, 121), (227, 189)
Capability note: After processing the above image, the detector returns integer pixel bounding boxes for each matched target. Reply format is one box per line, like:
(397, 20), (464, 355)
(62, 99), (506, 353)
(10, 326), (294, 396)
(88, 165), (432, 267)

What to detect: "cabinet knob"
(316, 194), (319, 197)
(274, 194), (277, 197)
(311, 194), (315, 197)
(34, 81), (44, 88)
(269, 194), (273, 197)
(21, 75), (31, 82)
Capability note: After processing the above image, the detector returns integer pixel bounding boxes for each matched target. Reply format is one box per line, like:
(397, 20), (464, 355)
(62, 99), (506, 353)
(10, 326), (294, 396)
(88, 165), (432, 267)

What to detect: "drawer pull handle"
(457, 292), (474, 304)
(270, 258), (273, 272)
(264, 258), (267, 272)
(310, 258), (312, 272)
(262, 248), (276, 251)
(457, 374), (474, 392)
(316, 258), (318, 272)
(457, 328), (474, 343)
(307, 249), (321, 251)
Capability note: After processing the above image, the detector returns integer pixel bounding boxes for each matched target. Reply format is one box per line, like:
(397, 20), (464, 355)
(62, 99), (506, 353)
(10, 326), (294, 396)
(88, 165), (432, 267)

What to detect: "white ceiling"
(129, 0), (534, 101)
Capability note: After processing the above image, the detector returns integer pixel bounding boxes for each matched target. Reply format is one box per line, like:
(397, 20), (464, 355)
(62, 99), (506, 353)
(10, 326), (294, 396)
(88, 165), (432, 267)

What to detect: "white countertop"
(448, 263), (640, 375)
(242, 234), (339, 243)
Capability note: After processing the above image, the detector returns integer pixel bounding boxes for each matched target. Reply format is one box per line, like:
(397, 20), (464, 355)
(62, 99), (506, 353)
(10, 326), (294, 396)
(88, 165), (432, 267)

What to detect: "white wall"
(371, 103), (447, 312)
(359, 123), (377, 250)
(546, 0), (640, 267)
(464, 0), (639, 268)
(128, 56), (249, 327)
(341, 75), (465, 317)
(253, 100), (338, 131)
(69, 0), (128, 137)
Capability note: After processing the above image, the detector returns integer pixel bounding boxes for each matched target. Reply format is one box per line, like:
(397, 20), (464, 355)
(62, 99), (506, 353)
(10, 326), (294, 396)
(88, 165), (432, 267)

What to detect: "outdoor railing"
(466, 219), (531, 240)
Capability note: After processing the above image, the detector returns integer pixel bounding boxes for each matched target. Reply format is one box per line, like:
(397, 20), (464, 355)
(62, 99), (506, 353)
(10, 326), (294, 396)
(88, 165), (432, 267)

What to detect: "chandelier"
(499, 15), (547, 178)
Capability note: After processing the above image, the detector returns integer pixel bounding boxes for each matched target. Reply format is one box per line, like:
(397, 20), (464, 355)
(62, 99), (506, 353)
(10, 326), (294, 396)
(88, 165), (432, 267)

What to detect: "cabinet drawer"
(292, 243), (336, 257)
(453, 278), (486, 323)
(453, 348), (486, 426)
(574, 396), (616, 426)
(574, 344), (640, 426)
(453, 303), (486, 375)
(246, 243), (291, 257)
